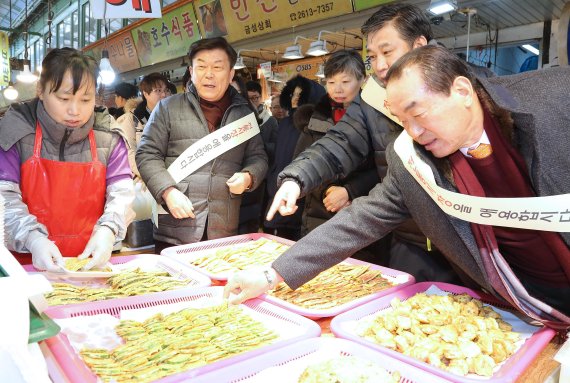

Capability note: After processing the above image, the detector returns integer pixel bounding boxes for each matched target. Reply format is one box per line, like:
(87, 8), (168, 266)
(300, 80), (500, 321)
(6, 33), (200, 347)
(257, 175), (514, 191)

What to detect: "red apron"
(16, 122), (106, 263)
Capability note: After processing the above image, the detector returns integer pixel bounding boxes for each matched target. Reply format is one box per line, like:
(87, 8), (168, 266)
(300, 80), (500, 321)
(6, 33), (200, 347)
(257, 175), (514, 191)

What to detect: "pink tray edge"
(44, 286), (321, 383)
(190, 337), (455, 383)
(258, 257), (415, 319)
(330, 281), (556, 383)
(161, 233), (295, 281)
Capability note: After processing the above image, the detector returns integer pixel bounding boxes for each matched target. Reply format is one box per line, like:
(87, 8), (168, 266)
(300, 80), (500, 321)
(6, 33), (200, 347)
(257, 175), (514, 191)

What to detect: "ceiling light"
(234, 56), (246, 70)
(315, 64), (325, 79)
(3, 82), (19, 100)
(99, 49), (116, 85)
(427, 0), (457, 15)
(283, 44), (304, 60)
(522, 44), (539, 55)
(307, 40), (329, 57)
(16, 63), (38, 83)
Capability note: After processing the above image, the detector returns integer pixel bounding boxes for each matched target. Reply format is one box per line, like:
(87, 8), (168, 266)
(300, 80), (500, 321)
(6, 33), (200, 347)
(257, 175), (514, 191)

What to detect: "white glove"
(223, 267), (282, 305)
(29, 236), (64, 272)
(266, 180), (301, 220)
(77, 226), (115, 270)
(163, 187), (195, 219)
(226, 172), (252, 195)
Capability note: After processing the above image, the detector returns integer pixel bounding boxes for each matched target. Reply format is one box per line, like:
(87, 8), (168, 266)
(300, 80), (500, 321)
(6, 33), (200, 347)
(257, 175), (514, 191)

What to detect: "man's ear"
(452, 76), (475, 106)
(37, 84), (43, 99)
(412, 35), (428, 49)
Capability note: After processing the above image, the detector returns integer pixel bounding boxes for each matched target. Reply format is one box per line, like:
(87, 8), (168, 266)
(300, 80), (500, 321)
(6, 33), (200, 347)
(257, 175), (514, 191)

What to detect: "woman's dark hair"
(361, 3), (433, 47)
(323, 49), (366, 81)
(139, 72), (168, 97)
(39, 47), (99, 94)
(188, 37), (237, 67)
(386, 45), (477, 96)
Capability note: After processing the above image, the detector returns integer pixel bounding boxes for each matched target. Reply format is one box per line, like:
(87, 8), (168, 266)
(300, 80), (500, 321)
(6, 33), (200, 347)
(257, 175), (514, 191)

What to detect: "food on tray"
(64, 258), (112, 272)
(79, 303), (278, 383)
(269, 264), (394, 309)
(190, 238), (289, 274)
(357, 293), (521, 377)
(45, 269), (191, 305)
(298, 355), (400, 383)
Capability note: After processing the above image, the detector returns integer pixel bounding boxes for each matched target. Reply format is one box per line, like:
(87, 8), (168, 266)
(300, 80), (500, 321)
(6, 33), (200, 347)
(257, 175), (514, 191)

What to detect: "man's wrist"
(263, 268), (279, 289)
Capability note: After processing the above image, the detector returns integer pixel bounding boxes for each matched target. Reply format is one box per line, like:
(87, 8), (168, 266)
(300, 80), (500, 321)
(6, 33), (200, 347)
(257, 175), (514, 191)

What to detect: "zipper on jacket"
(59, 129), (72, 161)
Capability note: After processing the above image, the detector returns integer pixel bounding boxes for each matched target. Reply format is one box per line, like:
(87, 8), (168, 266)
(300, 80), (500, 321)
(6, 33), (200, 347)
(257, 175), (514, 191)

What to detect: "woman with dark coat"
(291, 50), (390, 261)
(263, 75), (326, 240)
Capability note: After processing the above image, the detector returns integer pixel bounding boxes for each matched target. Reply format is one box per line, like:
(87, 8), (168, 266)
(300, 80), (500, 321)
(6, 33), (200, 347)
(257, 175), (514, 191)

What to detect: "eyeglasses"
(152, 88), (171, 95)
(270, 105), (282, 110)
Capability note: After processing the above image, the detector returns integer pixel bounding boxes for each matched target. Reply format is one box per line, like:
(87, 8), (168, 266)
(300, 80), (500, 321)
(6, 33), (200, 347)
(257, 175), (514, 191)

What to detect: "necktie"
(467, 143), (493, 159)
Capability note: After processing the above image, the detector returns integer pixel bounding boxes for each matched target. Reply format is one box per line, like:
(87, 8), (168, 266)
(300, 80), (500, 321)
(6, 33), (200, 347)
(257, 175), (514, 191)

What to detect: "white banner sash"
(393, 132), (570, 232)
(150, 112), (260, 226)
(360, 76), (570, 232)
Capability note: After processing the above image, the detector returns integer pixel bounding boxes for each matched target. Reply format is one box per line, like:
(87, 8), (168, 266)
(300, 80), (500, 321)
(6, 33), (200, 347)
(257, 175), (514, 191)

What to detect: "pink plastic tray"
(44, 286), (321, 383)
(25, 254), (212, 306)
(190, 337), (453, 383)
(330, 282), (556, 383)
(260, 257), (414, 319)
(161, 233), (295, 281)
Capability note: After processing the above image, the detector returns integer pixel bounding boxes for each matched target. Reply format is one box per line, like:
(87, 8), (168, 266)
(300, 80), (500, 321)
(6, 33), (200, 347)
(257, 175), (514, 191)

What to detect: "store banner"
(0, 32), (9, 87)
(131, 3), (200, 68)
(194, 0), (353, 42)
(90, 0), (162, 19)
(85, 32), (141, 74)
(353, 0), (396, 12)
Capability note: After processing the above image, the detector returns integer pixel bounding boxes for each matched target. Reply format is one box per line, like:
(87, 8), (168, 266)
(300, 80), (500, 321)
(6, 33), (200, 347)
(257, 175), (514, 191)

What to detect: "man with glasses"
(134, 72), (171, 126)
(136, 38), (268, 253)
(114, 72), (170, 180)
(270, 95), (287, 122)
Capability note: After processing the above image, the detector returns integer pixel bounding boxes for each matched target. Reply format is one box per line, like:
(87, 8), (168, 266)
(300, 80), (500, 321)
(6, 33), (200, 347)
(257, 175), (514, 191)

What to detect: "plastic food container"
(161, 233), (294, 281)
(43, 286), (321, 383)
(330, 282), (556, 383)
(24, 254), (212, 307)
(259, 257), (414, 319)
(190, 337), (453, 383)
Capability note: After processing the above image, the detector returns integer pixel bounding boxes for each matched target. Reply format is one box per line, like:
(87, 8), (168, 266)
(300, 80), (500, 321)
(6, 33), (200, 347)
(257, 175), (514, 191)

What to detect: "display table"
(38, 248), (558, 383)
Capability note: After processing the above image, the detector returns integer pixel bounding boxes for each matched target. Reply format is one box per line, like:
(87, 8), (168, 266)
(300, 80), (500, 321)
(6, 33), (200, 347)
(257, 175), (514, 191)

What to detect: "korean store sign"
(0, 32), (10, 87)
(131, 3), (200, 67)
(90, 0), (162, 19)
(194, 0), (353, 42)
(87, 33), (141, 73)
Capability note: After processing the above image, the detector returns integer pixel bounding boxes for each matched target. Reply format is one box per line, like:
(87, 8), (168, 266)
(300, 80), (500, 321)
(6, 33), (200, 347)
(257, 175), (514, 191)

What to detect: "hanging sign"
(131, 3), (200, 67)
(194, 0), (353, 43)
(259, 62), (272, 78)
(273, 56), (328, 81)
(90, 0), (162, 19)
(0, 32), (10, 87)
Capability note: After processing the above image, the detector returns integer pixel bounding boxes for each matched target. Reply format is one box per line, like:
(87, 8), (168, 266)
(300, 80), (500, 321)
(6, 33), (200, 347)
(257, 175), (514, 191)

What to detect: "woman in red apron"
(0, 48), (134, 271)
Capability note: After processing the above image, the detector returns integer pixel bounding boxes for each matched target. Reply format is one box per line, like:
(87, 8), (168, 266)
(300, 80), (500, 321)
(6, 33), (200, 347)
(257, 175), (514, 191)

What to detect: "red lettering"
(106, 0), (152, 12)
